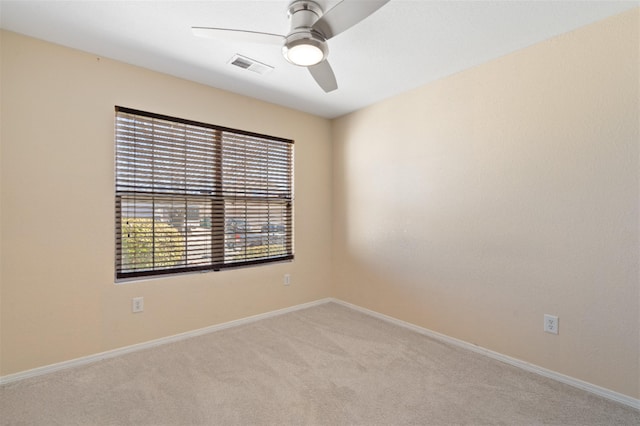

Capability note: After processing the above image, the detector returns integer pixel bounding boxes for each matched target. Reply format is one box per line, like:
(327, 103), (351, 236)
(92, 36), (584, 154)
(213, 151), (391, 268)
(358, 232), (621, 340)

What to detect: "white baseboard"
(330, 298), (640, 411)
(2, 296), (638, 411)
(0, 298), (332, 386)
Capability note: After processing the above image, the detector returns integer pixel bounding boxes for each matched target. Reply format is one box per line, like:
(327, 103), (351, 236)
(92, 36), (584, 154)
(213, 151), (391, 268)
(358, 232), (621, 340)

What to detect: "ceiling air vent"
(228, 54), (273, 75)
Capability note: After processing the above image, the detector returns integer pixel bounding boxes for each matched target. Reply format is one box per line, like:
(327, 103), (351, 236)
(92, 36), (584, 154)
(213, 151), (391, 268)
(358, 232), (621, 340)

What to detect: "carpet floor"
(1, 302), (639, 425)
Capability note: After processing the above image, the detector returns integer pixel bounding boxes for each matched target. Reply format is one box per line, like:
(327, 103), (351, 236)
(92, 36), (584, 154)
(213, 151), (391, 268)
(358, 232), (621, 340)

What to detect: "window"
(115, 107), (293, 280)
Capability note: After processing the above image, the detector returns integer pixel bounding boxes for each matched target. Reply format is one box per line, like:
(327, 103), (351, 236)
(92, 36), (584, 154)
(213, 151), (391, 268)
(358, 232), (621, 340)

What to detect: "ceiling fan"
(192, 0), (390, 93)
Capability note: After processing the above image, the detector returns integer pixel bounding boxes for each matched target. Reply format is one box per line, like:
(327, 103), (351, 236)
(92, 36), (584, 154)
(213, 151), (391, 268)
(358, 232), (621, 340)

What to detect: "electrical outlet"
(132, 297), (144, 313)
(284, 274), (291, 286)
(544, 314), (558, 334)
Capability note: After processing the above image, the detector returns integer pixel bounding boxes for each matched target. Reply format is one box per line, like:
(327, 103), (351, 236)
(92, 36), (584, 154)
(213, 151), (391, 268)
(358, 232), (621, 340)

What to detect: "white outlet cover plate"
(132, 297), (144, 313)
(544, 314), (558, 334)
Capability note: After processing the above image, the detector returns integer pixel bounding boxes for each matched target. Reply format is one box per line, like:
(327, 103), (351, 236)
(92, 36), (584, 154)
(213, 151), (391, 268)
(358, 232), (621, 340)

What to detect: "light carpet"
(1, 302), (638, 425)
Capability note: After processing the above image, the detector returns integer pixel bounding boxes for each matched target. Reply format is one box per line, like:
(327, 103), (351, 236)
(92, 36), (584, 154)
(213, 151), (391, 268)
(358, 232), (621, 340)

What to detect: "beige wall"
(0, 31), (333, 375)
(332, 9), (639, 399)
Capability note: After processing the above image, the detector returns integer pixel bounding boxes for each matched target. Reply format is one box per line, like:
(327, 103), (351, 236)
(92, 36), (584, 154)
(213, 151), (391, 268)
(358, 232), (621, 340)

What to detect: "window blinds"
(115, 106), (293, 279)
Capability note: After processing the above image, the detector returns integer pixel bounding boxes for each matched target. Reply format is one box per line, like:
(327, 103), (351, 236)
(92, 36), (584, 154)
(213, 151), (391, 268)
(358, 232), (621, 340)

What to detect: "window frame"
(114, 106), (294, 281)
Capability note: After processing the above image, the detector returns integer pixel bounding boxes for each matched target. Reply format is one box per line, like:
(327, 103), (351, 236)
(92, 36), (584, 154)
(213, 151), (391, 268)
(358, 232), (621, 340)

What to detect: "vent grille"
(228, 54), (274, 75)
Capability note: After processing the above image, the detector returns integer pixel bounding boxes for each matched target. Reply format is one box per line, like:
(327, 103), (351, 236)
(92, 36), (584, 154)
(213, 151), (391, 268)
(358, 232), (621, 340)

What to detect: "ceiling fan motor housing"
(282, 0), (328, 66)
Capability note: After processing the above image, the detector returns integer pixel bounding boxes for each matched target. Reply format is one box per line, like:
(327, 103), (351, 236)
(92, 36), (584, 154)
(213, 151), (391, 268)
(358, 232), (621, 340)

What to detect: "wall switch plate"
(544, 314), (558, 334)
(284, 274), (291, 286)
(132, 297), (144, 313)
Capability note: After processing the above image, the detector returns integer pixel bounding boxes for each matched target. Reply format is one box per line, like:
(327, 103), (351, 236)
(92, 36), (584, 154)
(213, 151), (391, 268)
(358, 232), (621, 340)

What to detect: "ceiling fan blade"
(312, 0), (390, 40)
(309, 60), (338, 93)
(192, 27), (284, 45)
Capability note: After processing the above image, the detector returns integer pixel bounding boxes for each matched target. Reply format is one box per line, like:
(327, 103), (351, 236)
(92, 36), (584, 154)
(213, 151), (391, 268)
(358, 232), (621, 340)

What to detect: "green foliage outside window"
(121, 218), (185, 271)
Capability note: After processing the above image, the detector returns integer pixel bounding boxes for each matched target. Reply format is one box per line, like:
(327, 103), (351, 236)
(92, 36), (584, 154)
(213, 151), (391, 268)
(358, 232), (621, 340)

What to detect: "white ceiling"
(1, 1), (637, 118)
